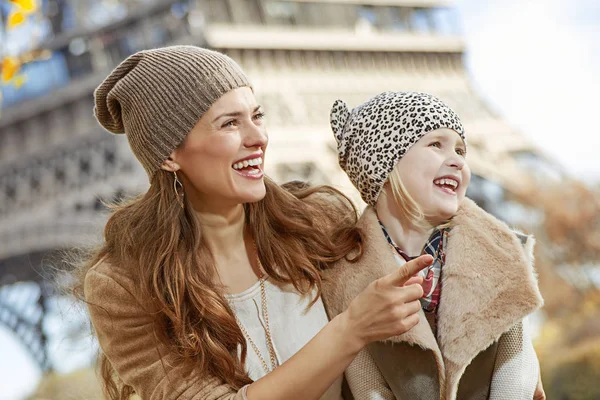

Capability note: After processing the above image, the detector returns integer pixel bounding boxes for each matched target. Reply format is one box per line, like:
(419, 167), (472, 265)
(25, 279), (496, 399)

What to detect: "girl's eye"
(456, 148), (466, 156)
(429, 141), (441, 148)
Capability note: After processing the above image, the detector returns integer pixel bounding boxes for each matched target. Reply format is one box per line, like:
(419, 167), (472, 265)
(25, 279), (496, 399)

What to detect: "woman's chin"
(239, 185), (267, 204)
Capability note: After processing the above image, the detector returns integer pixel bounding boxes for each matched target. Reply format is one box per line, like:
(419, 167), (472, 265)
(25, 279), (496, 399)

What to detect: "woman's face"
(395, 128), (471, 224)
(169, 87), (268, 211)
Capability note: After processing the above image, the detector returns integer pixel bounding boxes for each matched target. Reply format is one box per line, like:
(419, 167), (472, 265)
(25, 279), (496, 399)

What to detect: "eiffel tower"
(0, 0), (543, 372)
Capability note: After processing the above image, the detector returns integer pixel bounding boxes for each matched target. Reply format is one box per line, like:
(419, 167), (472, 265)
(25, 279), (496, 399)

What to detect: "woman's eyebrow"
(211, 106), (262, 123)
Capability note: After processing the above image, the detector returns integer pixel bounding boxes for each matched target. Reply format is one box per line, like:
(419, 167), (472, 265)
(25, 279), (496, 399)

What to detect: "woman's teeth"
(232, 157), (262, 170)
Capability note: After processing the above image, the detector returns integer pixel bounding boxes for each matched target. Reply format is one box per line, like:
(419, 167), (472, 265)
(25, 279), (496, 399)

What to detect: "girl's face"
(395, 128), (470, 225)
(169, 87), (269, 211)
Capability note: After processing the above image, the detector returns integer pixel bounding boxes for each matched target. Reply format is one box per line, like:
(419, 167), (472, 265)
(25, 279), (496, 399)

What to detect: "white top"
(226, 279), (344, 400)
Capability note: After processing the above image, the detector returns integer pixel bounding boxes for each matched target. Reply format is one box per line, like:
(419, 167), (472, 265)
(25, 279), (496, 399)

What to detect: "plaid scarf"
(378, 220), (448, 312)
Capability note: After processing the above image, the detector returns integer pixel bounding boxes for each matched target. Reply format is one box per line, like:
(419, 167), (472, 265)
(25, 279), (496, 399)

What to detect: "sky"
(1, 0), (600, 399)
(455, 0), (600, 183)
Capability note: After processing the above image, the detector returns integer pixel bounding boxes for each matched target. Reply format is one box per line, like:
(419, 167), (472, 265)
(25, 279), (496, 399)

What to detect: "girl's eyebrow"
(425, 133), (448, 141)
(426, 132), (466, 148)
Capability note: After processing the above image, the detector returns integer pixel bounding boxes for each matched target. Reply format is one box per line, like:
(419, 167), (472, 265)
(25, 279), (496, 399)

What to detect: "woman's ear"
(160, 155), (180, 172)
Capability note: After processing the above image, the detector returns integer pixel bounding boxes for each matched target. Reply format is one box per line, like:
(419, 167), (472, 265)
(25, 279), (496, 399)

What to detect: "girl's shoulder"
(454, 198), (534, 243)
(512, 230), (533, 247)
(511, 229), (535, 263)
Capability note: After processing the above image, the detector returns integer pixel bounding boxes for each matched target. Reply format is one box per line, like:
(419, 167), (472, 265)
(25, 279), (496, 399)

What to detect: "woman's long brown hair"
(72, 170), (363, 399)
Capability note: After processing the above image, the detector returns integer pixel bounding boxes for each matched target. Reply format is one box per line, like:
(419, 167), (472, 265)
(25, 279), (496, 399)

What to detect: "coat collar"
(321, 197), (543, 396)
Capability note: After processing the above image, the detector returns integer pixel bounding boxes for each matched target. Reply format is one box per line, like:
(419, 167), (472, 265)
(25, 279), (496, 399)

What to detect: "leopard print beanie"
(330, 91), (466, 207)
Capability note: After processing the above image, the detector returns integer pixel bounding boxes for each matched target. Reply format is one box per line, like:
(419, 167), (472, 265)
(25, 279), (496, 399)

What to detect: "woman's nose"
(244, 122), (268, 149)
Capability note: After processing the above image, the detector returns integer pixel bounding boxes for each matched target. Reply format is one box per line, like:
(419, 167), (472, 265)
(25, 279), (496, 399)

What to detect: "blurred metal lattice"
(0, 281), (51, 370)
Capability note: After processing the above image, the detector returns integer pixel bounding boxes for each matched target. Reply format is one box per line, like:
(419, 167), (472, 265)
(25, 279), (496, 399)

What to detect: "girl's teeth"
(243, 160), (249, 168)
(434, 179), (457, 189)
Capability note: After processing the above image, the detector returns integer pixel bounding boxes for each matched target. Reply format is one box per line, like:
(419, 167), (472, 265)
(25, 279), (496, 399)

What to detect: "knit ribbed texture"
(489, 321), (539, 399)
(94, 46), (251, 179)
(345, 348), (395, 400)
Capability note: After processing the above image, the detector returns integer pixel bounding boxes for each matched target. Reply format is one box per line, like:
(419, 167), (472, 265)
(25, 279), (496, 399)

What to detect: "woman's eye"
(253, 112), (266, 121)
(429, 141), (441, 148)
(222, 120), (237, 128)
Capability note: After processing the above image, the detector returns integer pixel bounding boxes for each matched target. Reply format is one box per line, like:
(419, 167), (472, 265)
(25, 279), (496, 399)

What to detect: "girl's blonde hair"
(385, 167), (452, 229)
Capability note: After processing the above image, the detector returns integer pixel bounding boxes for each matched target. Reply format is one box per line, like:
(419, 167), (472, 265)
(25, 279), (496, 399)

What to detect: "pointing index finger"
(385, 254), (433, 287)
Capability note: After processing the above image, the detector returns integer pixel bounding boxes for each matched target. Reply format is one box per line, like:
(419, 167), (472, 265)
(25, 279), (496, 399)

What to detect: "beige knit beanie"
(94, 45), (251, 180)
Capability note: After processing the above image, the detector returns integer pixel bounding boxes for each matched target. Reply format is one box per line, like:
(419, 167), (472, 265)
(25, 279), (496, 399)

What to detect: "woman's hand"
(340, 254), (433, 350)
(245, 254), (432, 400)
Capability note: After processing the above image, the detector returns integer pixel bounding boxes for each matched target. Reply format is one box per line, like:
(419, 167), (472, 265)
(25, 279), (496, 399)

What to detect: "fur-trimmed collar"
(321, 197), (543, 398)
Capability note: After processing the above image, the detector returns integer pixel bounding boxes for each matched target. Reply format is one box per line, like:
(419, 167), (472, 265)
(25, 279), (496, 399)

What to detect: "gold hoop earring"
(173, 171), (185, 209)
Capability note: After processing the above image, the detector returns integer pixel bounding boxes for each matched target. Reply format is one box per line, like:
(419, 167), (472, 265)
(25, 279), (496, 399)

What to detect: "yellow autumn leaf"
(1, 57), (20, 82)
(13, 75), (27, 88)
(9, 0), (37, 13)
(7, 11), (26, 29)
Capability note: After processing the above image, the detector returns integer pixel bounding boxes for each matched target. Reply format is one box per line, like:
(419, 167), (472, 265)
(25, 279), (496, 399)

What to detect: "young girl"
(324, 91), (545, 400)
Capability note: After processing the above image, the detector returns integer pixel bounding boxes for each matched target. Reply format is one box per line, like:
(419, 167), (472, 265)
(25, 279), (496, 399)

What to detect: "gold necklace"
(235, 254), (278, 373)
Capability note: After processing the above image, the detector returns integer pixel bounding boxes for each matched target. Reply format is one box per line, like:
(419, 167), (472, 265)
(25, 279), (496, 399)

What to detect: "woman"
(77, 46), (431, 400)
